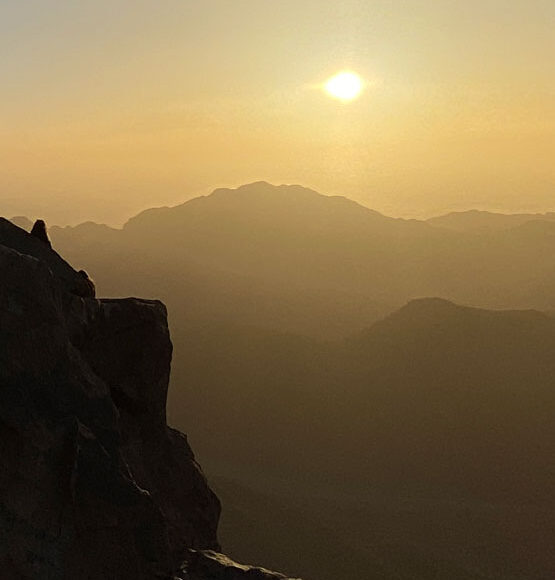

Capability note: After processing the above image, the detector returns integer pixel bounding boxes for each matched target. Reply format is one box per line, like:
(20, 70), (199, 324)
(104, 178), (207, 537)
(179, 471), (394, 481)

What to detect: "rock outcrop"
(178, 550), (301, 579)
(0, 218), (298, 579)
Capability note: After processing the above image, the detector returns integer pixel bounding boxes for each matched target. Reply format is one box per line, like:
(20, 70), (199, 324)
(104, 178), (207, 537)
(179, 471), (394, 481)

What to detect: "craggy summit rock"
(76, 269), (96, 298)
(30, 218), (52, 247)
(0, 221), (299, 579)
(1, 218), (90, 297)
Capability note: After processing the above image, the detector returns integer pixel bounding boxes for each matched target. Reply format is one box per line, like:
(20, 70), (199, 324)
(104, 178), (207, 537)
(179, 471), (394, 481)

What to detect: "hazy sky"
(2, 1), (554, 225)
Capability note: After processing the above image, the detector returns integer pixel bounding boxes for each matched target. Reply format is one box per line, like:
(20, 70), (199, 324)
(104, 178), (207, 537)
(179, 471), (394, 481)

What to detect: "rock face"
(0, 219), (295, 579)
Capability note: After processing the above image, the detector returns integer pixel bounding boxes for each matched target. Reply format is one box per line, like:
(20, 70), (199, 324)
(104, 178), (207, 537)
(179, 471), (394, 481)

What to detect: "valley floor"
(212, 473), (555, 580)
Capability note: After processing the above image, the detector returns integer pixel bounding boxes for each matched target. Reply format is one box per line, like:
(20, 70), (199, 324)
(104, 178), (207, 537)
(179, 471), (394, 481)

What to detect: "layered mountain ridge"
(29, 181), (555, 340)
(7, 182), (555, 578)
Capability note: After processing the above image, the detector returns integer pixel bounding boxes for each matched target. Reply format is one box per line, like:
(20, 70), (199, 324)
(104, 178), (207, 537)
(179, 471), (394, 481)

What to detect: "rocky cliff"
(0, 218), (300, 580)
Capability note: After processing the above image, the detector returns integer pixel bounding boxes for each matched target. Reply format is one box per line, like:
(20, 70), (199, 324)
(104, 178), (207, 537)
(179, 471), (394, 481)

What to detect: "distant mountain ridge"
(427, 208), (555, 232)
(34, 182), (555, 339)
(12, 183), (555, 235)
(9, 182), (555, 340)
(124, 181), (397, 230)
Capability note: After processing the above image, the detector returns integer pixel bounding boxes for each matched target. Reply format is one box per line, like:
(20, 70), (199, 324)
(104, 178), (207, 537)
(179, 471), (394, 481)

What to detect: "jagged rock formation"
(0, 218), (297, 580)
(0, 218), (92, 298)
(30, 219), (52, 247)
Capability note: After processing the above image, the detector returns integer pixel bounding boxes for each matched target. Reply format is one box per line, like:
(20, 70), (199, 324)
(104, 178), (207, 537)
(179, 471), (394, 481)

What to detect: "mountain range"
(18, 181), (554, 339)
(8, 182), (555, 579)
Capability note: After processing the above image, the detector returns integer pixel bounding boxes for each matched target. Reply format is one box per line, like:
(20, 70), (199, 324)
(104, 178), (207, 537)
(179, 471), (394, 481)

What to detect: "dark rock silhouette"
(0, 221), (298, 579)
(75, 269), (96, 298)
(0, 243), (217, 577)
(30, 218), (51, 247)
(0, 218), (98, 300)
(0, 218), (84, 292)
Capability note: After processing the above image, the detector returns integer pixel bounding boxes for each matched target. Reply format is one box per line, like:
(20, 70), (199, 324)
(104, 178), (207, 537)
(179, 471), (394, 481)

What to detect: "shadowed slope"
(181, 299), (555, 579)
(171, 298), (555, 503)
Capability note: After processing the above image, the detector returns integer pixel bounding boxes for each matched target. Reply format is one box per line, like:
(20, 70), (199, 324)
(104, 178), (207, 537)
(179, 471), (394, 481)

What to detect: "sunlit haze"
(3, 3), (555, 579)
(1, 0), (554, 225)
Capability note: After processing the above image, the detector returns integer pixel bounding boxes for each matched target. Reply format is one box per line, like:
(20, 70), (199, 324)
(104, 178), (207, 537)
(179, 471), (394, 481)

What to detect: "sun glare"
(324, 71), (363, 102)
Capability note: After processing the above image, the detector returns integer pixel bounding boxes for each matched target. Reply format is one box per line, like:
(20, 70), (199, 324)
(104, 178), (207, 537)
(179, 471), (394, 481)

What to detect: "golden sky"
(1, 1), (554, 225)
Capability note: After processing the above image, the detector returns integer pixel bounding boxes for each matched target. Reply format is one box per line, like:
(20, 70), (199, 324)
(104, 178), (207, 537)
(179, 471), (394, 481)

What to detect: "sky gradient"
(2, 0), (554, 225)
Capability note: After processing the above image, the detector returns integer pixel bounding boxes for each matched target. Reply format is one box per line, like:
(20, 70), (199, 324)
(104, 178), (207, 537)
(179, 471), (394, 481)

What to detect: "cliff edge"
(0, 218), (300, 580)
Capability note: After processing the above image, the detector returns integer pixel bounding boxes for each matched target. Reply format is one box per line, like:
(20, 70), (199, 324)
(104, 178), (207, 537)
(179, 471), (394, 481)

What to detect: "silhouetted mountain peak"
(208, 181), (386, 217)
(387, 297), (547, 325)
(359, 298), (471, 339)
(50, 221), (121, 243)
(206, 181), (328, 209)
(123, 181), (411, 240)
(211, 181), (320, 198)
(360, 297), (551, 350)
(53, 220), (119, 232)
(398, 297), (468, 316)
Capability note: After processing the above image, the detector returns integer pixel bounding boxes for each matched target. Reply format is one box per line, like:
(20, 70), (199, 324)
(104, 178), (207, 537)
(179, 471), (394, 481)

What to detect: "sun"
(324, 71), (363, 102)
